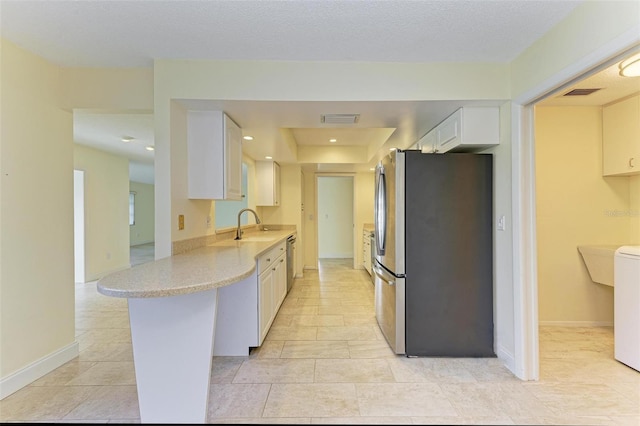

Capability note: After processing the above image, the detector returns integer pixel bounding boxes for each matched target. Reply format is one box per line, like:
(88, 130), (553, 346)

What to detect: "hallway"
(0, 259), (638, 424)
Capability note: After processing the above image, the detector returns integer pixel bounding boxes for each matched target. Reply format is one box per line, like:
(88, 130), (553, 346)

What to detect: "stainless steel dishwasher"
(286, 235), (296, 293)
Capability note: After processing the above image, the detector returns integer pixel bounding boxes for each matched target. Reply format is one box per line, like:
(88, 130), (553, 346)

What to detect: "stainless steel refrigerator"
(373, 149), (494, 357)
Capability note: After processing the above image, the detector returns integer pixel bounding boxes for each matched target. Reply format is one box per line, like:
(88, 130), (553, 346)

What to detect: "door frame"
(513, 39), (640, 380)
(315, 173), (356, 268)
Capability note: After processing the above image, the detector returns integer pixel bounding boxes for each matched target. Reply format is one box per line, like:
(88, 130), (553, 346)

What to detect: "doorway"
(316, 175), (355, 267)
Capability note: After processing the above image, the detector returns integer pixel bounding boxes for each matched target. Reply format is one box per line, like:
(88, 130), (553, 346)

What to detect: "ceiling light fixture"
(121, 136), (135, 142)
(265, 156), (273, 160)
(145, 146), (155, 151)
(389, 147), (396, 151)
(619, 52), (640, 77)
(243, 136), (254, 141)
(329, 138), (337, 143)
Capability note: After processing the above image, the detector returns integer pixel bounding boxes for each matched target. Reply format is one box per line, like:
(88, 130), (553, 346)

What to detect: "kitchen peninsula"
(97, 229), (296, 424)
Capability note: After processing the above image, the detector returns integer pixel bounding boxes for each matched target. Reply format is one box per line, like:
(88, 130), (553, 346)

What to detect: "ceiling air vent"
(563, 88), (601, 96)
(321, 114), (360, 124)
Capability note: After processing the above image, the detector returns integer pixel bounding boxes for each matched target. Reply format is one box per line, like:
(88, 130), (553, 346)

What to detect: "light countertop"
(97, 230), (295, 299)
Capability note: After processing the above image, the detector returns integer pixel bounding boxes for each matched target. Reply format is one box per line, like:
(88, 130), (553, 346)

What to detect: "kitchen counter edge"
(97, 230), (296, 299)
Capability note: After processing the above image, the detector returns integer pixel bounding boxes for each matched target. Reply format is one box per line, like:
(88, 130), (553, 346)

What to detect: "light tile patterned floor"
(1, 258), (638, 424)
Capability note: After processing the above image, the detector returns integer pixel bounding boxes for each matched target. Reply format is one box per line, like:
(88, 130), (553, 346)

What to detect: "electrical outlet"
(178, 214), (185, 230)
(497, 215), (506, 231)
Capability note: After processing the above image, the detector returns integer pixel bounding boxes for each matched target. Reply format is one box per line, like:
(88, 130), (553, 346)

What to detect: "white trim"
(497, 344), (516, 374)
(0, 341), (79, 400)
(511, 103), (539, 381)
(539, 321), (614, 327)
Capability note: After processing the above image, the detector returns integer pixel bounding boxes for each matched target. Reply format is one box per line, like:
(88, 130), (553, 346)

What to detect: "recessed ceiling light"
(145, 146), (155, 151)
(369, 168), (375, 171)
(265, 156), (273, 160)
(243, 136), (254, 141)
(121, 136), (135, 142)
(389, 147), (396, 151)
(329, 138), (337, 143)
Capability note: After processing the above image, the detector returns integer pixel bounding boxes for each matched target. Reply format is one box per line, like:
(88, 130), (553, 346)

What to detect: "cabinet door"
(224, 114), (243, 200)
(256, 161), (281, 206)
(273, 254), (287, 311)
(603, 95), (640, 176)
(187, 111), (243, 200)
(273, 162), (281, 206)
(436, 109), (461, 153)
(258, 268), (274, 344)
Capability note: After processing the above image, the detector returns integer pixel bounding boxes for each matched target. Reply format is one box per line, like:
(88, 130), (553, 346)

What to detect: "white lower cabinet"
(213, 239), (289, 355)
(257, 242), (287, 345)
(363, 230), (372, 275)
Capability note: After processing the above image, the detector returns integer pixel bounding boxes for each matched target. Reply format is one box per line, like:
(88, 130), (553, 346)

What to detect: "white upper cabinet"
(421, 107), (500, 154)
(187, 111), (242, 200)
(256, 160), (281, 206)
(603, 94), (640, 176)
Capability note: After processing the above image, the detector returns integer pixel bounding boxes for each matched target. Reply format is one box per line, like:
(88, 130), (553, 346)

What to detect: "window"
(129, 192), (135, 225)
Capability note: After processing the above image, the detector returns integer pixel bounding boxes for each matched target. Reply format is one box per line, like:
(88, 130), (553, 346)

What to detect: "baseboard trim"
(496, 344), (516, 378)
(538, 321), (614, 327)
(0, 341), (79, 400)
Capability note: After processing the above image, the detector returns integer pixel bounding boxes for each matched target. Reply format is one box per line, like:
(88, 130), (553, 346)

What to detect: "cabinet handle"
(630, 157), (635, 168)
(272, 268), (276, 271)
(280, 259), (284, 263)
(266, 258), (271, 262)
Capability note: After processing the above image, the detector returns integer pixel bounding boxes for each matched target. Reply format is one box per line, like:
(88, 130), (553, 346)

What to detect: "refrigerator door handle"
(375, 165), (386, 256)
(373, 262), (395, 286)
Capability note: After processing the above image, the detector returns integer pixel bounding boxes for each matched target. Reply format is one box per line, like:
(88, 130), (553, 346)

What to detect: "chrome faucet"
(235, 208), (261, 240)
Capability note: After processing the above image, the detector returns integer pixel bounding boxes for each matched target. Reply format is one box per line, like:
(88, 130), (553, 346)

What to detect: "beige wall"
(0, 39), (76, 388)
(354, 172), (375, 267)
(534, 106), (634, 324)
(74, 145), (130, 281)
(130, 181), (155, 246)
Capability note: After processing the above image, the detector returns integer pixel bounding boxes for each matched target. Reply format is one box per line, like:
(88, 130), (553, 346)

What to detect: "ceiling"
(3, 0), (638, 184)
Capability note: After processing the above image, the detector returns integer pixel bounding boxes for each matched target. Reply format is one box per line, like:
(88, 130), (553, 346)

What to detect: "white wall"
(74, 144), (130, 281)
(317, 176), (354, 258)
(535, 106), (632, 325)
(0, 39), (77, 395)
(482, 102), (515, 364)
(130, 181), (155, 246)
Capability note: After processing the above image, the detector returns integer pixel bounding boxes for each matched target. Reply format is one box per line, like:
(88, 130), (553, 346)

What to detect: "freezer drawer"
(373, 261), (405, 355)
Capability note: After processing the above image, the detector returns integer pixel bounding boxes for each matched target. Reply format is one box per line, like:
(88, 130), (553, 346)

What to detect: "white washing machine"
(614, 245), (640, 372)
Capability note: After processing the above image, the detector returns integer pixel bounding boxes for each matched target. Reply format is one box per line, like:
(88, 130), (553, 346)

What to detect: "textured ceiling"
(1, 0), (582, 67)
